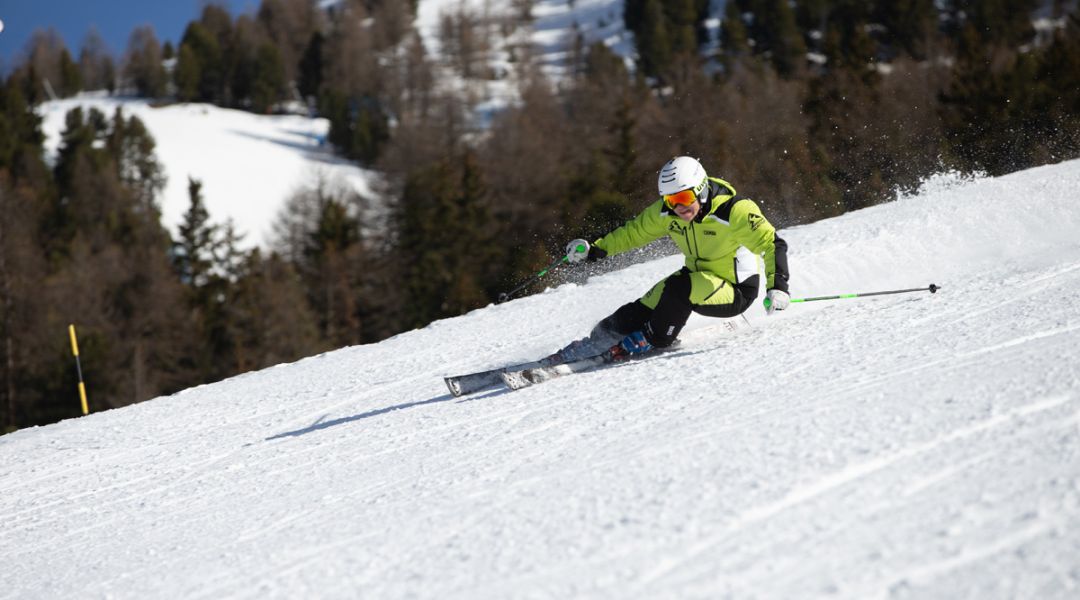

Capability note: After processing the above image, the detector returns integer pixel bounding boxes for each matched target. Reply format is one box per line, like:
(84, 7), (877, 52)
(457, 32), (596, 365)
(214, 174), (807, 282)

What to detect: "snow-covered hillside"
(3, 159), (1079, 598)
(34, 1), (633, 249)
(416, 0), (632, 77)
(38, 95), (378, 248)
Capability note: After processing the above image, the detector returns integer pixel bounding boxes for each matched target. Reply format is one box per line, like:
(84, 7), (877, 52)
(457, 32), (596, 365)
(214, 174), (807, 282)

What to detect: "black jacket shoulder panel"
(710, 194), (751, 223)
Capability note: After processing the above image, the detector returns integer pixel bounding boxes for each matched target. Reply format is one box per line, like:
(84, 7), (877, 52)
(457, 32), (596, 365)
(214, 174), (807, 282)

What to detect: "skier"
(559, 156), (790, 360)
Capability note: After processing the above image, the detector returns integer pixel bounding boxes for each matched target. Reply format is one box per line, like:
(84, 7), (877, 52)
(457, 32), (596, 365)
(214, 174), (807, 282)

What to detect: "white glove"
(565, 239), (591, 264)
(765, 289), (790, 315)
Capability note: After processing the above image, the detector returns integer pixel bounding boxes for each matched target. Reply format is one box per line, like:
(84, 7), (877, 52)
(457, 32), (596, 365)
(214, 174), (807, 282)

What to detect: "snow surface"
(3, 159), (1080, 598)
(37, 95), (378, 249)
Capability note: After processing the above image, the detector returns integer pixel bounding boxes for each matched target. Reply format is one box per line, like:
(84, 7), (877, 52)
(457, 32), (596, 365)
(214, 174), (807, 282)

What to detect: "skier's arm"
(730, 199), (789, 292)
(592, 200), (669, 257)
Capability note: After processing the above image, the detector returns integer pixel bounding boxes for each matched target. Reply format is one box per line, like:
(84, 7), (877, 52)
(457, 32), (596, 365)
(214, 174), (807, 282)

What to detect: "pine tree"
(637, 0), (673, 78)
(123, 26), (167, 98)
(174, 177), (217, 288)
(58, 49), (83, 97)
(251, 44), (286, 113)
(760, 0), (807, 77)
(820, 3), (879, 86)
(664, 0), (699, 56)
(178, 22), (224, 103)
(174, 44), (201, 102)
(79, 28), (116, 93)
(394, 153), (496, 329)
(721, 1), (751, 59)
(297, 32), (325, 100)
(956, 0), (1038, 50)
(1036, 11), (1080, 156)
(271, 174), (372, 346)
(106, 109), (166, 212)
(0, 175), (48, 433)
(876, 0), (938, 59)
(229, 251), (323, 370)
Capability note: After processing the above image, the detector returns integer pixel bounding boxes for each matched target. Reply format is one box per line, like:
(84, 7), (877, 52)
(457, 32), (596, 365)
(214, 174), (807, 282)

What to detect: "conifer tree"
(123, 26), (167, 98)
(394, 153), (496, 329)
(106, 109), (166, 211)
(229, 251), (324, 370)
(79, 29), (116, 93)
(174, 177), (217, 288)
(57, 49), (83, 97)
(721, 1), (751, 59)
(251, 44), (286, 113)
(759, 0), (807, 77)
(955, 0), (1038, 50)
(637, 0), (673, 78)
(178, 22), (224, 103)
(298, 32), (325, 100)
(876, 0), (938, 59)
(664, 0), (700, 56)
(0, 174), (48, 432)
(272, 174), (371, 346)
(174, 44), (201, 102)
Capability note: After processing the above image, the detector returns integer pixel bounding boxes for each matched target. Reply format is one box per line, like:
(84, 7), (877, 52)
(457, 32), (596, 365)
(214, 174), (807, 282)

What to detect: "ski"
(447, 315), (750, 396)
(501, 344), (682, 391)
(444, 354), (563, 397)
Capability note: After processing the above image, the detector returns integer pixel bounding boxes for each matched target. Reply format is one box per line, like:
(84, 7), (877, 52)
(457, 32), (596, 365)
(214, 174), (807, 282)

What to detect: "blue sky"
(0, 1), (252, 70)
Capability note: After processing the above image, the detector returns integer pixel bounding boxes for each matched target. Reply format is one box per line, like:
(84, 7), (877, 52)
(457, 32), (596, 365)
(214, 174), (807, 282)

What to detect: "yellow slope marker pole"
(68, 325), (89, 415)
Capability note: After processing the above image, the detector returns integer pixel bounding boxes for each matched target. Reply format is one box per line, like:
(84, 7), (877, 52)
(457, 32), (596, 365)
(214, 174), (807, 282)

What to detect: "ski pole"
(765, 283), (940, 309)
(496, 249), (581, 304)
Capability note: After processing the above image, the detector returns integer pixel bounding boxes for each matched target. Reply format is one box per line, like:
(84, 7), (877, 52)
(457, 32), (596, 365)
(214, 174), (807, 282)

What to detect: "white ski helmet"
(658, 156), (709, 200)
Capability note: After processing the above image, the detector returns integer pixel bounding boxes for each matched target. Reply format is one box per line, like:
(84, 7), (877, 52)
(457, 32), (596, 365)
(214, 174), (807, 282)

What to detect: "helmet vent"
(657, 156), (707, 197)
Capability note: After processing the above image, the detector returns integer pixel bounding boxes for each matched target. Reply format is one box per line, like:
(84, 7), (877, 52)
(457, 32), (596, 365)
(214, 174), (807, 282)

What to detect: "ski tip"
(444, 377), (463, 397)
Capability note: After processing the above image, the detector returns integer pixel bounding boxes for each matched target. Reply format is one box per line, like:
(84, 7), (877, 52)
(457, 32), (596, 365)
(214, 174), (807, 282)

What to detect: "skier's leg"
(594, 300), (652, 336)
(691, 274), (760, 318)
(643, 263), (763, 345)
(641, 269), (695, 348)
(554, 300), (651, 361)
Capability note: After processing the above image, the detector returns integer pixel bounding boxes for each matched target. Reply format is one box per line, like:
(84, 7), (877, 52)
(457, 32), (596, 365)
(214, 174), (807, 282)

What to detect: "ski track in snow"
(4, 161), (1080, 598)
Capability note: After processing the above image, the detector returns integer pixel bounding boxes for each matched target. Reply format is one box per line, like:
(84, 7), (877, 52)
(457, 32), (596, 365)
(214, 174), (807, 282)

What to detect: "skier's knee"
(663, 271), (692, 302)
(601, 301), (652, 336)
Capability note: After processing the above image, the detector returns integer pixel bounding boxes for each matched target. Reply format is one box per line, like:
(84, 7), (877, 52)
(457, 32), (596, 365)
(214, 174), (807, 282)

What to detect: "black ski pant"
(594, 268), (760, 348)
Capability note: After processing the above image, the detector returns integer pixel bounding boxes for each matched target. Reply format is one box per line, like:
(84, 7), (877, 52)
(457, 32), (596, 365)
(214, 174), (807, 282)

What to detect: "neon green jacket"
(593, 178), (790, 292)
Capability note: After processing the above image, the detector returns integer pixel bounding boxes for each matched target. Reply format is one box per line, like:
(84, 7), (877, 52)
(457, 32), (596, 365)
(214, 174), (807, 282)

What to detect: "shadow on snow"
(264, 387), (514, 440)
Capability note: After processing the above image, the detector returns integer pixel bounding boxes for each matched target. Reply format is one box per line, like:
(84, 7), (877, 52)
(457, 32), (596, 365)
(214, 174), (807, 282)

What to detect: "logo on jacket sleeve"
(747, 213), (764, 231)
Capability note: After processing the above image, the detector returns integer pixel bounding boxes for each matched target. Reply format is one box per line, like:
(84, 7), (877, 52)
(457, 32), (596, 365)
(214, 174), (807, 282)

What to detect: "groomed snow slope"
(3, 161), (1080, 598)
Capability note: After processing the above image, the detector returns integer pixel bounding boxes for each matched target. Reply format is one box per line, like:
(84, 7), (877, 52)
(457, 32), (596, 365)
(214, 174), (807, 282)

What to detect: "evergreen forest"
(2, 0), (1080, 432)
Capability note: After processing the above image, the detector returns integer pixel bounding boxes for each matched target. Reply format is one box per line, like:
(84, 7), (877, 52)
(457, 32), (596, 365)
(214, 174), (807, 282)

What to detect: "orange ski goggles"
(663, 188), (698, 208)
